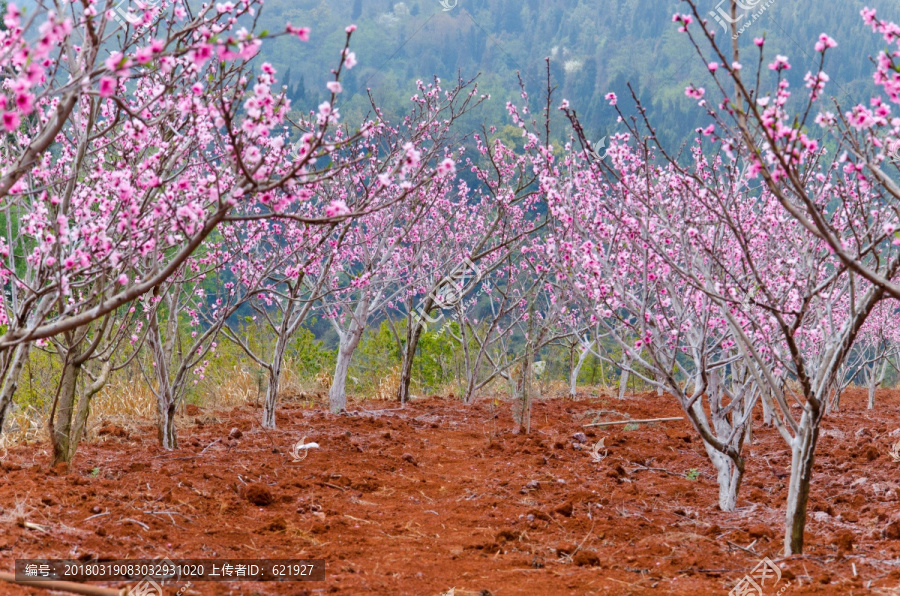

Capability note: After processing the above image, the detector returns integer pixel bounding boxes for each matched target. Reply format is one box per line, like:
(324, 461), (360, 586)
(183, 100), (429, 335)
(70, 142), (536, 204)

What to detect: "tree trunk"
(868, 366), (878, 410)
(513, 350), (534, 434)
(867, 359), (886, 410)
(784, 412), (819, 555)
(148, 308), (178, 450)
(262, 335), (288, 429)
(398, 316), (425, 405)
(262, 364), (280, 429)
(693, 388), (744, 512)
(617, 360), (631, 400)
(51, 359), (80, 465)
(66, 361), (111, 462)
(157, 398), (177, 450)
(761, 391), (774, 426)
(330, 324), (365, 414)
(0, 343), (30, 434)
(569, 344), (590, 398)
(708, 449), (743, 512)
(831, 380), (842, 413)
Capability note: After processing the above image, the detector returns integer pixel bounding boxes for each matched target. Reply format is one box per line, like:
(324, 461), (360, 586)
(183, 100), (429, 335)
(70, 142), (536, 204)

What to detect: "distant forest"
(256, 0), (900, 150)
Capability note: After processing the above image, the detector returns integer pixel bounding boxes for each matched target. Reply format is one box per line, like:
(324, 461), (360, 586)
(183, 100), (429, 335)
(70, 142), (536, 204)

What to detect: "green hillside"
(257, 0), (900, 147)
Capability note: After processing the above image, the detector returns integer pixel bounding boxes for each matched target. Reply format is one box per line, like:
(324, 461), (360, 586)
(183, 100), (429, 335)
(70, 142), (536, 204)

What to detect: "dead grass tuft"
(0, 404), (45, 448)
(374, 366), (401, 401)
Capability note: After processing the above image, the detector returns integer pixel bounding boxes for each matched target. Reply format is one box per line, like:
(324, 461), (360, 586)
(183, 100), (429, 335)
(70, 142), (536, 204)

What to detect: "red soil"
(2, 389), (900, 595)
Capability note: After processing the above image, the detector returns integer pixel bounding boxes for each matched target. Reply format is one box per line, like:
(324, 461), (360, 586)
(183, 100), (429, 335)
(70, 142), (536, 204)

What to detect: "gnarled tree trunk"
(0, 343), (30, 434)
(397, 307), (427, 405)
(569, 341), (591, 398)
(51, 358), (81, 465)
(262, 333), (288, 429)
(512, 349), (534, 434)
(329, 308), (367, 414)
(784, 408), (820, 555)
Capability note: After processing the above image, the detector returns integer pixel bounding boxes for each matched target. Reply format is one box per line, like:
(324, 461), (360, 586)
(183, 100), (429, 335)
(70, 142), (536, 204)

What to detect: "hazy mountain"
(256, 0), (900, 149)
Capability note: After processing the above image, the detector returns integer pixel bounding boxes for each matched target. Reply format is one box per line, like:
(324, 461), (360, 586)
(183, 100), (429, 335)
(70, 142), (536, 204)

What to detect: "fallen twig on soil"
(565, 517), (595, 562)
(628, 462), (704, 480)
(726, 539), (758, 556)
(143, 510), (193, 525)
(584, 417), (683, 427)
(200, 438), (222, 455)
(119, 518), (149, 531)
(0, 572), (127, 596)
(320, 482), (347, 492)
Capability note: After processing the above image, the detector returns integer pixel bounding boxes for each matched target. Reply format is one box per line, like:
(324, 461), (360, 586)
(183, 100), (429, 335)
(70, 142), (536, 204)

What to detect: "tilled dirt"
(2, 389), (900, 595)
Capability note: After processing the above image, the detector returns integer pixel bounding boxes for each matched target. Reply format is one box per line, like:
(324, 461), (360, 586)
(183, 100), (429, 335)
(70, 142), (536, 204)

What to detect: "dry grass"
(204, 364), (258, 409)
(374, 365), (401, 401)
(0, 494), (32, 526)
(313, 368), (333, 393)
(0, 404), (45, 449)
(92, 377), (156, 419)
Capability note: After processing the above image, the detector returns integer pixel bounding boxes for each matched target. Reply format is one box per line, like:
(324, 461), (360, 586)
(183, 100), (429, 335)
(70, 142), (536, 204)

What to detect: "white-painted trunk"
(569, 346), (590, 398)
(867, 359), (887, 410)
(784, 413), (818, 555)
(329, 325), (365, 414)
(692, 400), (743, 512)
(761, 392), (774, 425)
(617, 364), (630, 400)
(868, 369), (878, 410)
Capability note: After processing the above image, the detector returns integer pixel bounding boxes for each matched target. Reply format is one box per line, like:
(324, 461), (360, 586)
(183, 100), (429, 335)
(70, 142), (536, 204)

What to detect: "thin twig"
(119, 517), (149, 531)
(200, 438), (222, 455)
(584, 416), (684, 427)
(0, 572), (127, 596)
(726, 540), (759, 555)
(321, 482), (347, 492)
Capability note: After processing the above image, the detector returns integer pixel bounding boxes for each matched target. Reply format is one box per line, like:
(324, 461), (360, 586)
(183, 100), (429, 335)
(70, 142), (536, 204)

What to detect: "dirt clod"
(245, 484), (274, 506)
(554, 501), (574, 517)
(748, 525), (773, 540)
(258, 517), (288, 533)
(832, 530), (854, 552)
(573, 550), (601, 566)
(98, 424), (127, 438)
